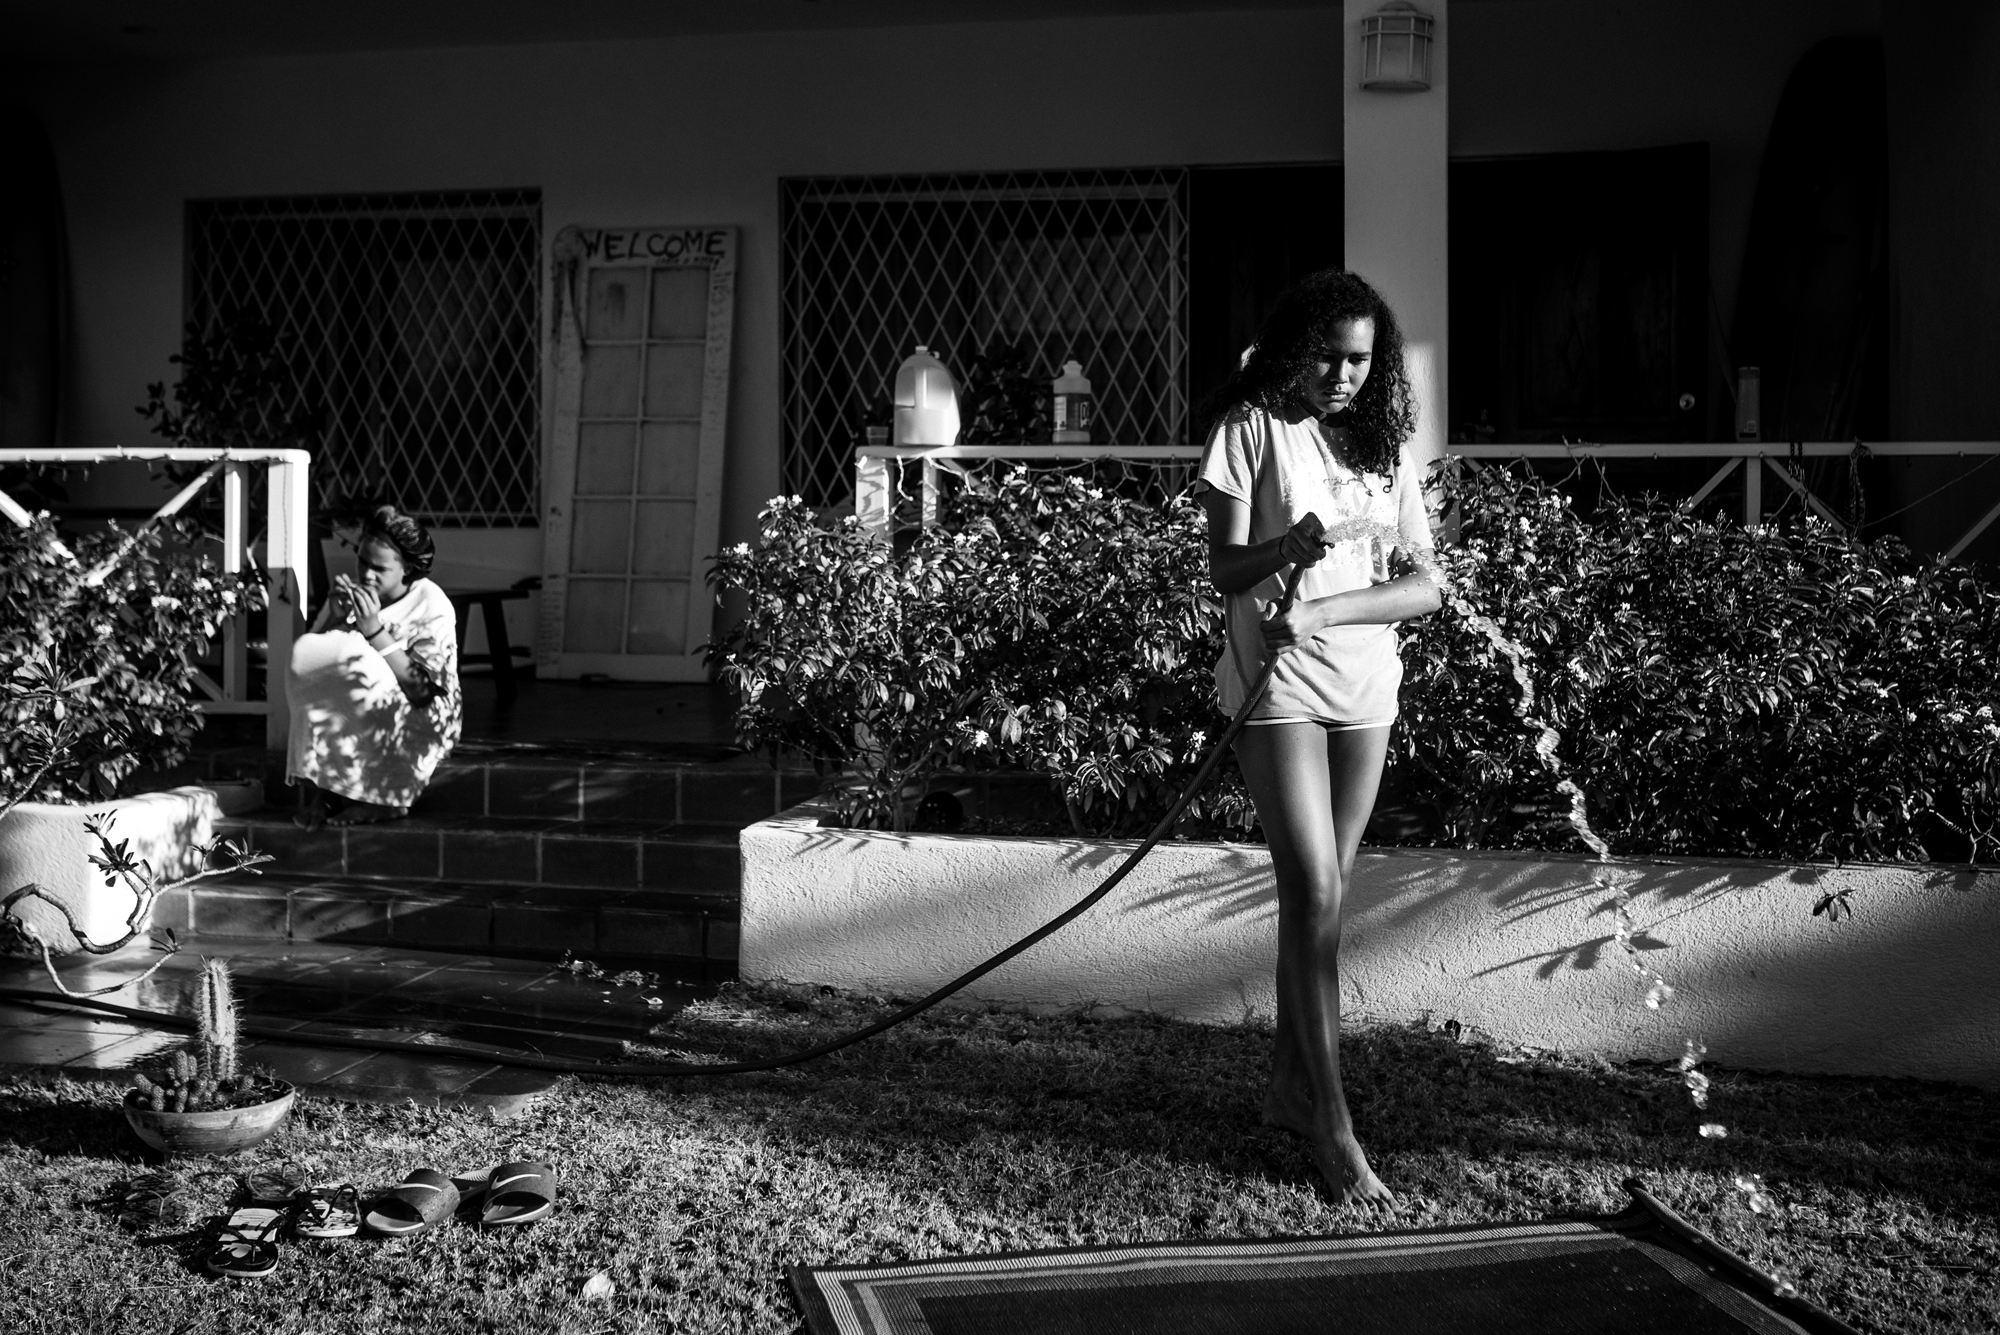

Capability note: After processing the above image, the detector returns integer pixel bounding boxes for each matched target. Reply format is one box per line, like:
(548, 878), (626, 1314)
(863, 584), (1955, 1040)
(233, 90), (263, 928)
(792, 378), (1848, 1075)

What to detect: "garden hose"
(0, 560), (1318, 1079)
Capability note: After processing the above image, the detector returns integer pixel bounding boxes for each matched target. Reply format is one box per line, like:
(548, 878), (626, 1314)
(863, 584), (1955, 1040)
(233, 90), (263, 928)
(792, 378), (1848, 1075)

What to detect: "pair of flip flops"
(202, 1174), (358, 1278)
(362, 1161), (557, 1237)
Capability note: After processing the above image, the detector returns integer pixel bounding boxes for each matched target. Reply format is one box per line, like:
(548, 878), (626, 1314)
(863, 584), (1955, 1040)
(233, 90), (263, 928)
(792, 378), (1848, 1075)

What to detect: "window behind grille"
(780, 169), (1189, 510)
(185, 189), (542, 527)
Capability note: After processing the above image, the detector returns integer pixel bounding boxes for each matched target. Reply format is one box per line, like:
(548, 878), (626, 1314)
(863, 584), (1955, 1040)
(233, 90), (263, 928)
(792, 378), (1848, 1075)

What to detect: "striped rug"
(790, 1182), (1858, 1335)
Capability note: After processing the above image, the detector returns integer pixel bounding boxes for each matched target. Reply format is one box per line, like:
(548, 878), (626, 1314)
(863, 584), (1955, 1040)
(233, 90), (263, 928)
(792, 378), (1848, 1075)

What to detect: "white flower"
(151, 594), (182, 610)
(730, 542), (752, 556)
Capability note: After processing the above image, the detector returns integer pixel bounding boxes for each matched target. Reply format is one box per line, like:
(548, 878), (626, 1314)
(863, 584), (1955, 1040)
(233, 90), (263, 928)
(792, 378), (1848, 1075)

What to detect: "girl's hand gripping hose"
(1277, 511), (1328, 572)
(0, 519), (1326, 1078)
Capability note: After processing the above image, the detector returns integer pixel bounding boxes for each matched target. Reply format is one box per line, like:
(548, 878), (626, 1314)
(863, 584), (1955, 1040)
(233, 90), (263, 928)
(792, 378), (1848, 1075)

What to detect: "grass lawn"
(2, 980), (1996, 1334)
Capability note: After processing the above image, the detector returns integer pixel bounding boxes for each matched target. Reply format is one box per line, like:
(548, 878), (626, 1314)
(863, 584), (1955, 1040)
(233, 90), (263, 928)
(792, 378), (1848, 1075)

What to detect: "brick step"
(218, 810), (742, 893)
(178, 741), (823, 826)
(156, 871), (742, 968)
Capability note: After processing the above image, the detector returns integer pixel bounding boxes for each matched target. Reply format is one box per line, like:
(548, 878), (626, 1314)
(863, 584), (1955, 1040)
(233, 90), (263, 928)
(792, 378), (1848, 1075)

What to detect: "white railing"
(855, 444), (1202, 534)
(859, 441), (2000, 564)
(0, 447), (311, 751)
(1448, 441), (2000, 562)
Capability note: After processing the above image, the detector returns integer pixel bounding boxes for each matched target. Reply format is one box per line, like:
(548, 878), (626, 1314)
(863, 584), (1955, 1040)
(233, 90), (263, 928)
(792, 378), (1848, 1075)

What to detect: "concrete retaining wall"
(0, 787), (221, 953)
(741, 805), (2000, 1089)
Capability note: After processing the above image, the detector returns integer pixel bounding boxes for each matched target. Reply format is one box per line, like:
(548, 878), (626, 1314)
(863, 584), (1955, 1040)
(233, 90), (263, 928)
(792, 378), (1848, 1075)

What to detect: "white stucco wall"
(742, 807), (2000, 1090)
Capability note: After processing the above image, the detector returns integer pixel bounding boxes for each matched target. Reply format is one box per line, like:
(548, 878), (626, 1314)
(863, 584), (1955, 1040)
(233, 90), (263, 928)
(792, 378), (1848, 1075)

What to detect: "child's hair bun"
(361, 504), (436, 578)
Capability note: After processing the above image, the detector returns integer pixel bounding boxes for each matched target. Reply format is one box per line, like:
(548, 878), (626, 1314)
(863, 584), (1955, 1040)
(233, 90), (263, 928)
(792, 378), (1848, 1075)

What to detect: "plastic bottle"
(1735, 367), (1761, 442)
(892, 346), (961, 447)
(1052, 360), (1094, 444)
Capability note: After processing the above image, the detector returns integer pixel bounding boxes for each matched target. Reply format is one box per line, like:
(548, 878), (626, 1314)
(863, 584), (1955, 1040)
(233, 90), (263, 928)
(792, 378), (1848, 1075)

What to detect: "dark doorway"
(1189, 163), (1343, 431)
(1450, 143), (1710, 447)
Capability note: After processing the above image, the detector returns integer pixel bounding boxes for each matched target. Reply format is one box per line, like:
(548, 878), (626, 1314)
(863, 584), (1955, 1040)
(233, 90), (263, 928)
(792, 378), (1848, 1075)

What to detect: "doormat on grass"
(790, 1180), (1859, 1335)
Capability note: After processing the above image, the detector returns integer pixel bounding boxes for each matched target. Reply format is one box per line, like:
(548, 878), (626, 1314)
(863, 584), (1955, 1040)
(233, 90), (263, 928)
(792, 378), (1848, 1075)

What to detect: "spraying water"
(1319, 512), (1797, 1297)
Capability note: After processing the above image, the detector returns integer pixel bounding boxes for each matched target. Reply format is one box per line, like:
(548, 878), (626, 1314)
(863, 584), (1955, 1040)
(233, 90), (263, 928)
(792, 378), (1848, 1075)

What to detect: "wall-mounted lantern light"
(1360, 1), (1435, 91)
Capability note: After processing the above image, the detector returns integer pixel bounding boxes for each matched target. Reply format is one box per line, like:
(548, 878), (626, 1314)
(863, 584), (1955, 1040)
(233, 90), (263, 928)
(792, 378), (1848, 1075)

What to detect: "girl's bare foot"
(1312, 1129), (1395, 1208)
(328, 800), (404, 826)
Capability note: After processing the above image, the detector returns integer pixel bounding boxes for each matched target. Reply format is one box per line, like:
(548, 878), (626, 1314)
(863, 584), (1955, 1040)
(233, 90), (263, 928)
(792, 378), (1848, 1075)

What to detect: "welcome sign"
(577, 227), (732, 265)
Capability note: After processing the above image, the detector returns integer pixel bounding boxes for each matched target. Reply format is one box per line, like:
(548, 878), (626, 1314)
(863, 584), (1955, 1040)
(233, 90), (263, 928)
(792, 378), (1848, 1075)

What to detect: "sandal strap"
(205, 1207), (283, 1275)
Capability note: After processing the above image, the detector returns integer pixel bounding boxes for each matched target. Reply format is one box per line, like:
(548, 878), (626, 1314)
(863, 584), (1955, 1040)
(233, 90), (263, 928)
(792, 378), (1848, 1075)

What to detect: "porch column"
(1344, 0), (1448, 470)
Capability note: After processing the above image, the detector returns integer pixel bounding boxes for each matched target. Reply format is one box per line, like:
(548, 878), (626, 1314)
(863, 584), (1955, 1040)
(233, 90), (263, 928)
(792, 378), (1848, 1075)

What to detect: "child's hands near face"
(332, 574), (383, 635)
(348, 582), (383, 637)
(329, 575), (356, 620)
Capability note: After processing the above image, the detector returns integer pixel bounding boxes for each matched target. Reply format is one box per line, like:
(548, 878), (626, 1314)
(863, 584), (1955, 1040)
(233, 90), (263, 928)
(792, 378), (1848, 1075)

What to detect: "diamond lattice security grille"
(186, 189), (542, 527)
(781, 168), (1189, 511)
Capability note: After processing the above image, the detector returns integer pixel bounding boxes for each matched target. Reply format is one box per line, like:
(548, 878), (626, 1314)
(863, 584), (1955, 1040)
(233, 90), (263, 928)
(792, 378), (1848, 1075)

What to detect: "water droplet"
(1732, 1173), (1774, 1215)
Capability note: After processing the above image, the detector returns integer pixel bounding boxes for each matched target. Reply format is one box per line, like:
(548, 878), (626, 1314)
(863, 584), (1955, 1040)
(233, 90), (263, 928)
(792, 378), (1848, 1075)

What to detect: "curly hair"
(359, 504), (436, 580)
(1198, 269), (1417, 480)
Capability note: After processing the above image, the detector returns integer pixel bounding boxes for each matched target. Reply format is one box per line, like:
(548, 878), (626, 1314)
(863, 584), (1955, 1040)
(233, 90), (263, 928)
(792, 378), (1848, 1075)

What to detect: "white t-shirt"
(1195, 407), (1436, 725)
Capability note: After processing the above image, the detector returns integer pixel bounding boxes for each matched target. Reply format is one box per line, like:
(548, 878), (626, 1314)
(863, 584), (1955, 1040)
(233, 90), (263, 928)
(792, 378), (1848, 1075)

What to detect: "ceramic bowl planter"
(123, 1080), (296, 1156)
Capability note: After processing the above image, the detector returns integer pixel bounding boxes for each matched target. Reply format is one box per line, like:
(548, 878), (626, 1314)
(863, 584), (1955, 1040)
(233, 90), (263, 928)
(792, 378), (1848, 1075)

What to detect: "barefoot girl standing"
(1193, 270), (1441, 1204)
(287, 505), (462, 828)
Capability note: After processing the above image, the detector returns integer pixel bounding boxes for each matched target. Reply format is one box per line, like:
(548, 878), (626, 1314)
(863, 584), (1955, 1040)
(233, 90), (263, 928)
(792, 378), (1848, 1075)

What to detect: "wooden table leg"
(483, 596), (518, 705)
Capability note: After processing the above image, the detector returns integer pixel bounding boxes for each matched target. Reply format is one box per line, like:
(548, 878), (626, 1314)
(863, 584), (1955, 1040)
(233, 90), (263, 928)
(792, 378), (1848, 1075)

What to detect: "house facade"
(2, 0), (1993, 675)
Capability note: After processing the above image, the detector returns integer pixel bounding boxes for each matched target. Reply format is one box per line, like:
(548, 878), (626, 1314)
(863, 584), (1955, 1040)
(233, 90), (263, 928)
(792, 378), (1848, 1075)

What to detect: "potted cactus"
(123, 958), (294, 1156)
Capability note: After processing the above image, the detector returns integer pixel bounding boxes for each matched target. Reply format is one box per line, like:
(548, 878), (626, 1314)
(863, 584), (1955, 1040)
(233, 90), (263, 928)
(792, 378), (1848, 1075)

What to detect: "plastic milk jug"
(893, 346), (961, 446)
(1052, 360), (1094, 444)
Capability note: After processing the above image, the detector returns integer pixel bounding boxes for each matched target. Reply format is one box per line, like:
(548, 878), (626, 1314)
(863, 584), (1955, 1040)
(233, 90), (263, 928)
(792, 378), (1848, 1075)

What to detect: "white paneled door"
(540, 226), (736, 680)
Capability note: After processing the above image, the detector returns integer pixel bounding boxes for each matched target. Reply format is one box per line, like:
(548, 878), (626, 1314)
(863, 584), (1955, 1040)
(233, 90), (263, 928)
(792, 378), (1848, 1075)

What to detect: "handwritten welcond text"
(581, 228), (731, 264)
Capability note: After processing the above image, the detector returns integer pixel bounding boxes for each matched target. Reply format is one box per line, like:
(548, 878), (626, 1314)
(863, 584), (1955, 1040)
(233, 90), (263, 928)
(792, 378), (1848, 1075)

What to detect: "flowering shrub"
(1398, 463), (2000, 864)
(713, 466), (1999, 865)
(707, 479), (1251, 836)
(939, 472), (1250, 837)
(1, 514), (265, 802)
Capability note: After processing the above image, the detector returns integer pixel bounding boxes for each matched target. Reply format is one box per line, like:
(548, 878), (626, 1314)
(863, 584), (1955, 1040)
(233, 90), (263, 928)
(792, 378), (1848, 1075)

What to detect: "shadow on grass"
(0, 1081), (151, 1162)
(626, 987), (2000, 1220)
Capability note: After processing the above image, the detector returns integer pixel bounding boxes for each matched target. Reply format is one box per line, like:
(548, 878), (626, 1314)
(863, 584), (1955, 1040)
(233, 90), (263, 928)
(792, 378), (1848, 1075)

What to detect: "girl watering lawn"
(287, 505), (462, 829)
(1195, 269), (1441, 1205)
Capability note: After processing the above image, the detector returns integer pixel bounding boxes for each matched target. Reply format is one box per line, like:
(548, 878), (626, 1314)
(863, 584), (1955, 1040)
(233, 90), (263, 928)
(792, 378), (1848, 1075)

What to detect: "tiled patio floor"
(0, 935), (719, 1116)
